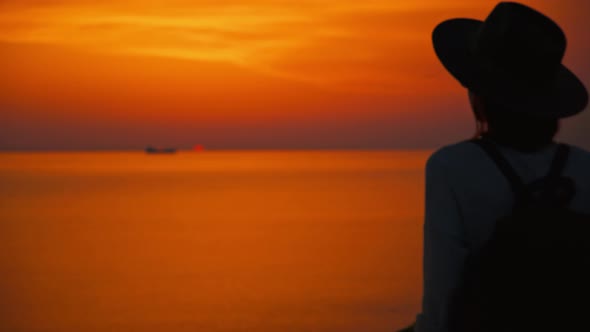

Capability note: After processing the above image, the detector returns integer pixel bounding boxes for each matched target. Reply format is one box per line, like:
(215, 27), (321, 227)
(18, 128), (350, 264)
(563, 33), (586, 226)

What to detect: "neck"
(482, 132), (555, 153)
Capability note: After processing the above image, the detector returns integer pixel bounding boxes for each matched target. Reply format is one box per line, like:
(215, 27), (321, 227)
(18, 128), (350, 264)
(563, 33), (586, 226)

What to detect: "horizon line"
(0, 147), (435, 153)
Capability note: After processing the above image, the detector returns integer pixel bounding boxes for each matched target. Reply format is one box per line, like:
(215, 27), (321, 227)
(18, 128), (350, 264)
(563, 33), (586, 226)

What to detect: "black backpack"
(449, 139), (590, 332)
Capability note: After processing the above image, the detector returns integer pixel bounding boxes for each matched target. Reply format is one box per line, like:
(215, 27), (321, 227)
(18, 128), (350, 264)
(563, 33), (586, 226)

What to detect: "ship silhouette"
(145, 146), (177, 154)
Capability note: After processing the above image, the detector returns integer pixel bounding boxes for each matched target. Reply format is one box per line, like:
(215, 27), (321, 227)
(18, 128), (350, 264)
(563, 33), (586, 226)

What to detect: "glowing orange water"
(0, 150), (429, 331)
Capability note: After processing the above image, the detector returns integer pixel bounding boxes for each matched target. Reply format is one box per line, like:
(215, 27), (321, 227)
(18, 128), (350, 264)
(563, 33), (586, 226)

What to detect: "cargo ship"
(145, 146), (177, 154)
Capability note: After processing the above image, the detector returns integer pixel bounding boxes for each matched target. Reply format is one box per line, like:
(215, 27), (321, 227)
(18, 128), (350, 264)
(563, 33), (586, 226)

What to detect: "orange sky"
(1, 0), (589, 150)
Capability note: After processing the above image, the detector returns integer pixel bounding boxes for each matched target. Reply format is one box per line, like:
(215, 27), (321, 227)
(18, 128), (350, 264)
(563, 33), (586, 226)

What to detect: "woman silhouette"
(409, 2), (590, 332)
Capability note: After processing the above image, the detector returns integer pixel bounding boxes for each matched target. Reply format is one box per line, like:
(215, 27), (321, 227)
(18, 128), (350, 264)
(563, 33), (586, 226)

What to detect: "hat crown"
(472, 2), (566, 83)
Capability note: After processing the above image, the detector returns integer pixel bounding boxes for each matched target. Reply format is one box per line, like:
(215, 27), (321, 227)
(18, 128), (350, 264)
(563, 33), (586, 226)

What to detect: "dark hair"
(475, 96), (559, 152)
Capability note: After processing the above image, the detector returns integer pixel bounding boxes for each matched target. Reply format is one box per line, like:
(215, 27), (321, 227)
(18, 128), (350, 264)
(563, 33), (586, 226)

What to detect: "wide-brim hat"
(433, 1), (588, 118)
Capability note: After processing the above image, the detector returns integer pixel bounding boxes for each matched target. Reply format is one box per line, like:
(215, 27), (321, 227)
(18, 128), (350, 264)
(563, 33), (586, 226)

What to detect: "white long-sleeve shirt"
(414, 139), (590, 332)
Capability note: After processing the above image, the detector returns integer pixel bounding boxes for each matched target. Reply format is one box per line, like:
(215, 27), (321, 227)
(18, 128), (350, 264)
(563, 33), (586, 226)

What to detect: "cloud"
(1, 1), (585, 95)
(0, 0), (496, 93)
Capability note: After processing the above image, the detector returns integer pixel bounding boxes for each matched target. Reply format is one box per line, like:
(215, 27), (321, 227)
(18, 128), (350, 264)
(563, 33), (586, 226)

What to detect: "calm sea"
(0, 150), (430, 332)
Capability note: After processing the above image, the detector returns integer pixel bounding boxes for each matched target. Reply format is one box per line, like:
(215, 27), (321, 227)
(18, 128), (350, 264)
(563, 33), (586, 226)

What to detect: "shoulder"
(424, 140), (497, 198)
(426, 140), (487, 174)
(563, 144), (590, 191)
(566, 144), (590, 165)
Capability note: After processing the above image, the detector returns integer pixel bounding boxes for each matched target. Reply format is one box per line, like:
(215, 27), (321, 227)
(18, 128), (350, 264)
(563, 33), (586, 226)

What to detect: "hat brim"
(433, 18), (588, 118)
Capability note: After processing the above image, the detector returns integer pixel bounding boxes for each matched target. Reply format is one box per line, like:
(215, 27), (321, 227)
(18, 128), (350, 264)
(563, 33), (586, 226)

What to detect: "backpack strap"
(471, 139), (572, 196)
(546, 144), (570, 179)
(470, 138), (526, 195)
